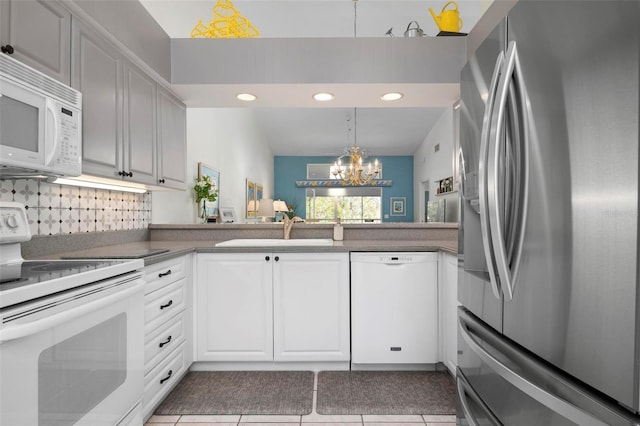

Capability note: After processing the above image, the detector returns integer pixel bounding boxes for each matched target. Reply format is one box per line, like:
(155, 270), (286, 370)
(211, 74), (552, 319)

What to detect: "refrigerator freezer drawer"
(457, 307), (640, 426)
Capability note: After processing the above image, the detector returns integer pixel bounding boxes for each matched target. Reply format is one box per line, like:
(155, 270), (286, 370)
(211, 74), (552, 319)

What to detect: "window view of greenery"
(305, 188), (382, 223)
(304, 164), (383, 223)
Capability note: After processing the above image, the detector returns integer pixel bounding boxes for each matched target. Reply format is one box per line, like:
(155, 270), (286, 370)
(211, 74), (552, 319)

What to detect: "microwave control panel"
(51, 103), (81, 175)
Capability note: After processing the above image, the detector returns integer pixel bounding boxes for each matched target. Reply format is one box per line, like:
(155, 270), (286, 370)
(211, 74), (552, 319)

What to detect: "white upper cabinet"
(71, 17), (185, 188)
(1, 0), (71, 84)
(124, 60), (157, 185)
(157, 87), (186, 189)
(72, 17), (124, 178)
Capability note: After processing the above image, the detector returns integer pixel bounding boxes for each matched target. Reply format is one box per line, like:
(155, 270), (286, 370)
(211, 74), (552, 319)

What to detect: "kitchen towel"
(154, 371), (314, 415)
(316, 370), (456, 415)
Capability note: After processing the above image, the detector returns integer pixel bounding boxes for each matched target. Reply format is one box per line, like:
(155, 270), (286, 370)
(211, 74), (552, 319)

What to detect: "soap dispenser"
(333, 218), (343, 241)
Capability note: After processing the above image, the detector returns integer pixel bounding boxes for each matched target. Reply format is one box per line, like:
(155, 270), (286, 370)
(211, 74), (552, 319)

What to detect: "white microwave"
(0, 54), (82, 178)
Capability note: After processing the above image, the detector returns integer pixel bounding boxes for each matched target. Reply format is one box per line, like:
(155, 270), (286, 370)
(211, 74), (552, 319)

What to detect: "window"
(305, 187), (382, 223)
(304, 163), (383, 223)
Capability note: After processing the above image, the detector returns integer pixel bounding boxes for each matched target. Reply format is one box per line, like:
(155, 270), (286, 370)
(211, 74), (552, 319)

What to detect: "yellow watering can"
(429, 1), (463, 33)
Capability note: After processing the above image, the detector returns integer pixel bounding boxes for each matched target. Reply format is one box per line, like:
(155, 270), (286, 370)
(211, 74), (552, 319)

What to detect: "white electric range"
(0, 201), (146, 426)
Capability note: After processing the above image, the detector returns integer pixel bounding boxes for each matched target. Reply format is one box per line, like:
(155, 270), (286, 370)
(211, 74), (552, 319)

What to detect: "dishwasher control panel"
(350, 252), (437, 265)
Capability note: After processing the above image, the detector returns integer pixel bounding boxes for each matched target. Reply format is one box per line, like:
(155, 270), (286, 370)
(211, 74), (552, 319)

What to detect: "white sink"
(215, 238), (334, 247)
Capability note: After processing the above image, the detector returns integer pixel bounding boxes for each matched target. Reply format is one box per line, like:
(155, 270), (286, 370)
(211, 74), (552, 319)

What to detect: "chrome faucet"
(282, 215), (304, 240)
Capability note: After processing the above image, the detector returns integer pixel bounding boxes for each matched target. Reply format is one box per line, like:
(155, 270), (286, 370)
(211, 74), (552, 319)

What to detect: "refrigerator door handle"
(456, 369), (502, 426)
(478, 50), (505, 300)
(487, 41), (529, 301)
(458, 310), (609, 426)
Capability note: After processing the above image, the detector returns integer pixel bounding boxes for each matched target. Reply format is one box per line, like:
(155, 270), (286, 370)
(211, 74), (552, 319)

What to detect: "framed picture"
(246, 180), (256, 218)
(390, 196), (406, 216)
(198, 162), (220, 218)
(256, 184), (263, 204)
(219, 207), (237, 223)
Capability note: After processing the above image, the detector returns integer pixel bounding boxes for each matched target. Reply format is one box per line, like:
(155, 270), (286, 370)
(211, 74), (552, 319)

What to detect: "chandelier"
(332, 109), (381, 186)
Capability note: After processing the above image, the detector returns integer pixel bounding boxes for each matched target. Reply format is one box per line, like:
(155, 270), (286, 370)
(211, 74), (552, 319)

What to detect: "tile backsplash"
(0, 179), (151, 236)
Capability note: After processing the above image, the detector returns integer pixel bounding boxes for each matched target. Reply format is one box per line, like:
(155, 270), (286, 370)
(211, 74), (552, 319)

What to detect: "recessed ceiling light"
(313, 92), (335, 102)
(237, 93), (257, 101)
(381, 92), (403, 101)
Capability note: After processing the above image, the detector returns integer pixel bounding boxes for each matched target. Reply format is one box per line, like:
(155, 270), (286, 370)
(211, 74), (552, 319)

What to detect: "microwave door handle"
(0, 280), (141, 343)
(478, 50), (504, 300)
(44, 99), (60, 167)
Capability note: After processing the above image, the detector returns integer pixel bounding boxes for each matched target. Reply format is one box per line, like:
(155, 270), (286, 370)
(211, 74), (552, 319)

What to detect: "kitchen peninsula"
(22, 222), (458, 260)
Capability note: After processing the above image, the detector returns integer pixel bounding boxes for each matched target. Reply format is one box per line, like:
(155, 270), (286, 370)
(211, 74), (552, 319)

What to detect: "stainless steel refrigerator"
(457, 1), (640, 424)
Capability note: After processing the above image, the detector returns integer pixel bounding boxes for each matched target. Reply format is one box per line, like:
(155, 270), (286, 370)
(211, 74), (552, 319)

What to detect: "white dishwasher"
(350, 252), (438, 366)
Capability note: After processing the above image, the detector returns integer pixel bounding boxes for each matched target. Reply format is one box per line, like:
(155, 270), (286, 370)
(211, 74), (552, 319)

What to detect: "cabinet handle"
(159, 335), (172, 348)
(159, 178), (166, 184)
(118, 170), (126, 176)
(160, 300), (173, 310)
(158, 269), (172, 278)
(265, 256), (270, 261)
(160, 369), (173, 384)
(127, 171), (133, 177)
(1, 45), (14, 55)
(274, 256), (280, 262)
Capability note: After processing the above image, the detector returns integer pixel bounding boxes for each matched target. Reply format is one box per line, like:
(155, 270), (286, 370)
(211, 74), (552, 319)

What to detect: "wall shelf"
(435, 190), (458, 197)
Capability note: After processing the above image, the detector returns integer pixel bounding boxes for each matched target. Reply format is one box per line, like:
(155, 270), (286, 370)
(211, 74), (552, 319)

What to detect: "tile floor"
(145, 373), (456, 426)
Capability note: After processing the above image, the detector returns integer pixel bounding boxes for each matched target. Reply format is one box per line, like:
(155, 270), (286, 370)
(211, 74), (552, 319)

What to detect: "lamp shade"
(273, 200), (288, 212)
(257, 198), (275, 217)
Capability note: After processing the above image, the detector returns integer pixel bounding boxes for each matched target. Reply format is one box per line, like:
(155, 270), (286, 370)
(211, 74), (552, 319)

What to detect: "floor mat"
(154, 371), (314, 415)
(316, 371), (456, 415)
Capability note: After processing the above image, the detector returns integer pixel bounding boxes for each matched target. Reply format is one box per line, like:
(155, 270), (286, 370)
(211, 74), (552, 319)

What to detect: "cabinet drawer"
(144, 256), (187, 295)
(144, 278), (186, 331)
(145, 312), (186, 374)
(143, 342), (186, 418)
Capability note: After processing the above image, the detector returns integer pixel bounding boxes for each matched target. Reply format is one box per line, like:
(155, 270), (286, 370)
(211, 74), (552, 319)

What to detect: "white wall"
(413, 106), (458, 222)
(152, 108), (274, 223)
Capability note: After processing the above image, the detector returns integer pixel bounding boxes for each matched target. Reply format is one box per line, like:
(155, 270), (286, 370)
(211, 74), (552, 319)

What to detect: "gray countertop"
(40, 239), (458, 265)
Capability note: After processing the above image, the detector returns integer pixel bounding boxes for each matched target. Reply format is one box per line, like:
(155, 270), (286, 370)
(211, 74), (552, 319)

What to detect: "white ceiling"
(140, 0), (491, 155)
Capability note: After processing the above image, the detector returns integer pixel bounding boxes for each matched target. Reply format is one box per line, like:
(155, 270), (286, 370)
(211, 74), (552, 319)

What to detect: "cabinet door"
(439, 252), (458, 375)
(124, 60), (156, 185)
(273, 253), (350, 361)
(0, 0), (71, 84)
(71, 17), (123, 178)
(196, 253), (273, 361)
(157, 87), (186, 189)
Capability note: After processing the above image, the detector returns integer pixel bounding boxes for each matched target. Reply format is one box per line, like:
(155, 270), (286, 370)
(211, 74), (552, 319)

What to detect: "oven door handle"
(0, 280), (142, 343)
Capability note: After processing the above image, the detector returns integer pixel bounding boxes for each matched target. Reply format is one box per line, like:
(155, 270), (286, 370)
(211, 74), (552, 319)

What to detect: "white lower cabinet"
(438, 252), (459, 375)
(143, 342), (187, 416)
(273, 253), (350, 361)
(197, 253), (273, 361)
(142, 255), (192, 421)
(196, 252), (350, 363)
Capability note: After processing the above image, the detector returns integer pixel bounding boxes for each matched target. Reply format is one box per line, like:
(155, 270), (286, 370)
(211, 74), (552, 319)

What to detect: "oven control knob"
(6, 215), (19, 229)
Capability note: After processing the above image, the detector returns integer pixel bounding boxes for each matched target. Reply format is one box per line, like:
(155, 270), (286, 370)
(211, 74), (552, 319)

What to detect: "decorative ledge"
(295, 180), (393, 187)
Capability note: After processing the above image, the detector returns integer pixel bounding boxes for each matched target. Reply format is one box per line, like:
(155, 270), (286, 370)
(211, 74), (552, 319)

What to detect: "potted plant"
(194, 175), (218, 222)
